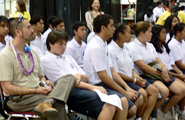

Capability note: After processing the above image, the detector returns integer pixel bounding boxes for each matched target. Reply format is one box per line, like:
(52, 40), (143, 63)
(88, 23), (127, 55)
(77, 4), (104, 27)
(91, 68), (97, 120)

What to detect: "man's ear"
(73, 29), (77, 35)
(101, 25), (106, 32)
(15, 29), (22, 36)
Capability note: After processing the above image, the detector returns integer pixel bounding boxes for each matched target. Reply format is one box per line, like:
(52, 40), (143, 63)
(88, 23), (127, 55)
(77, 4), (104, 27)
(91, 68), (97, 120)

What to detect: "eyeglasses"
(16, 17), (25, 29)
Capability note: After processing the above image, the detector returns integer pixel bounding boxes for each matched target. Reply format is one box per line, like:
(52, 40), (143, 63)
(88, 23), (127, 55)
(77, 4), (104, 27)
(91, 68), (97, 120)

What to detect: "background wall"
(30, 0), (121, 37)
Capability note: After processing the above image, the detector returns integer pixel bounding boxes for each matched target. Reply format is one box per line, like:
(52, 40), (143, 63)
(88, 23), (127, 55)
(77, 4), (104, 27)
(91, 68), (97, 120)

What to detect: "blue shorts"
(140, 75), (175, 88)
(96, 82), (135, 109)
(126, 81), (150, 91)
(67, 88), (104, 118)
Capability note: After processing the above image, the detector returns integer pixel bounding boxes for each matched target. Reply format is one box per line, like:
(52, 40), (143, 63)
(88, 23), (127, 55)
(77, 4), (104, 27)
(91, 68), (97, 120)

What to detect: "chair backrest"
(0, 83), (44, 119)
(0, 83), (9, 119)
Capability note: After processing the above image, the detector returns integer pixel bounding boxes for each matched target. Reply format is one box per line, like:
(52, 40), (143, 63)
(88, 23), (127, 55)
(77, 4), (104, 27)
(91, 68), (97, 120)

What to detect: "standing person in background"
(30, 15), (46, 55)
(85, 0), (104, 32)
(153, 1), (165, 21)
(156, 0), (185, 25)
(13, 0), (31, 21)
(0, 16), (9, 51)
(164, 15), (179, 43)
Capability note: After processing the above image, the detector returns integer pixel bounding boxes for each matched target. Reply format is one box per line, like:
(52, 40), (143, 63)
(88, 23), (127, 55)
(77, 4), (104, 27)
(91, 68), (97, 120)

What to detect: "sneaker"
(134, 117), (141, 120)
(149, 117), (157, 120)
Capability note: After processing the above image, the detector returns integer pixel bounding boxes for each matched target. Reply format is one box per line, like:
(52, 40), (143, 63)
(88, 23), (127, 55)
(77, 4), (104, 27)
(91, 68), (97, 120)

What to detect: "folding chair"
(0, 84), (46, 120)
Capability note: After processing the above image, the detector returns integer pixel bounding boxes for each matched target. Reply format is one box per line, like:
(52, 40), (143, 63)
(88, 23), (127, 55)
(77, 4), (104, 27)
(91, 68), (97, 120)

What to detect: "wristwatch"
(133, 78), (137, 84)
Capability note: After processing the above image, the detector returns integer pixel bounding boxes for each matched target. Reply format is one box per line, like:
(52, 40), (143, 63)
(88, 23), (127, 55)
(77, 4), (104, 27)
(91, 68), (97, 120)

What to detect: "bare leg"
(113, 97), (128, 120)
(134, 94), (144, 110)
(162, 80), (185, 113)
(141, 85), (159, 120)
(176, 79), (185, 111)
(137, 88), (147, 117)
(128, 105), (137, 118)
(153, 81), (169, 109)
(179, 97), (185, 111)
(97, 103), (116, 120)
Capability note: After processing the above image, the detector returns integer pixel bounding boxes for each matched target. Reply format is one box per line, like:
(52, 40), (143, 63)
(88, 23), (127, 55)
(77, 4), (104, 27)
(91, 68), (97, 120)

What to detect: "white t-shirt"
(144, 14), (156, 23)
(168, 37), (185, 64)
(157, 45), (174, 70)
(83, 35), (113, 85)
(41, 52), (86, 83)
(43, 28), (52, 38)
(87, 32), (95, 44)
(153, 7), (165, 18)
(30, 33), (47, 55)
(64, 37), (87, 67)
(128, 38), (158, 75)
(108, 40), (134, 77)
(30, 44), (44, 58)
(5, 35), (13, 43)
(0, 41), (6, 52)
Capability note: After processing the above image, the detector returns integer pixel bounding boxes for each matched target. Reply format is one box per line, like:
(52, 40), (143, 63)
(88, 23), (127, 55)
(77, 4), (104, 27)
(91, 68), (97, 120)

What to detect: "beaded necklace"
(9, 41), (34, 75)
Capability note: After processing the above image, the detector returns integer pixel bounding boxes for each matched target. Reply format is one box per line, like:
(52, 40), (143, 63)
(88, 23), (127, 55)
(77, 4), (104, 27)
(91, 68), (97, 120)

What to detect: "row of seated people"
(0, 14), (185, 120)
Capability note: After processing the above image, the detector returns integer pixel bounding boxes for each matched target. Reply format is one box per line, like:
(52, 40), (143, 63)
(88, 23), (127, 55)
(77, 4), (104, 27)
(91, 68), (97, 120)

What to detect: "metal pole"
(121, 1), (122, 22)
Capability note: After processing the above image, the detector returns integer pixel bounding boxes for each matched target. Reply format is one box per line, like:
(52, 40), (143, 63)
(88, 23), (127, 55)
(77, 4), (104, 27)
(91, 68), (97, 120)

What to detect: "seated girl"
(108, 23), (159, 120)
(128, 21), (185, 116)
(164, 15), (179, 43)
(151, 25), (185, 82)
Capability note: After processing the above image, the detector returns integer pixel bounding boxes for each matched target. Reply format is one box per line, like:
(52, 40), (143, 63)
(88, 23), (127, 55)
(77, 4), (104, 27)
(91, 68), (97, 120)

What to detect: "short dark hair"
(46, 29), (69, 51)
(93, 14), (113, 33)
(157, 1), (162, 6)
(72, 21), (85, 31)
(30, 15), (44, 25)
(173, 23), (185, 36)
(151, 25), (170, 54)
(113, 23), (128, 40)
(47, 15), (56, 26)
(52, 17), (65, 28)
(0, 16), (8, 24)
(16, 0), (26, 14)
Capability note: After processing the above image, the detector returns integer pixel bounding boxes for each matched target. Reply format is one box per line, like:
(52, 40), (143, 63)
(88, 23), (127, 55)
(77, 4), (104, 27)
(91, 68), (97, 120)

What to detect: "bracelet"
(34, 88), (38, 94)
(133, 78), (137, 84)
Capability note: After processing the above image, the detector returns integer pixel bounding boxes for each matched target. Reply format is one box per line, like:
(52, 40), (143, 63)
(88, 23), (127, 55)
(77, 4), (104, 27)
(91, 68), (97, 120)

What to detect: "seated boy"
(64, 21), (87, 67)
(30, 15), (46, 54)
(41, 29), (129, 120)
(52, 17), (65, 31)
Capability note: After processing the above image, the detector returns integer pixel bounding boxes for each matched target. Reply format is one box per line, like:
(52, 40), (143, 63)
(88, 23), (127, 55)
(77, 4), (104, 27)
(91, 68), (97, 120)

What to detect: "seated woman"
(108, 23), (159, 120)
(128, 21), (185, 116)
(41, 29), (129, 120)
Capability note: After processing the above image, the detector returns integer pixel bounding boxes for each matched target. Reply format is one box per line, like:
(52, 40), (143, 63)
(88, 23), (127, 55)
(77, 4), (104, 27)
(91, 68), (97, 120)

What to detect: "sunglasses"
(16, 17), (25, 29)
